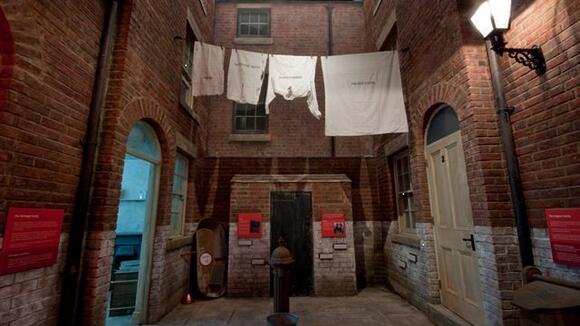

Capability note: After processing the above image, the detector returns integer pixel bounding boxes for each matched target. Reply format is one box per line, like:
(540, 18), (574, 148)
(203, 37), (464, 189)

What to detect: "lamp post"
(469, 0), (535, 267)
(470, 0), (546, 76)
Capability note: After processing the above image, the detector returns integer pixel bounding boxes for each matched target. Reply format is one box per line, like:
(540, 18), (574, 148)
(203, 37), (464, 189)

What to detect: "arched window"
(126, 121), (161, 163)
(426, 105), (460, 145)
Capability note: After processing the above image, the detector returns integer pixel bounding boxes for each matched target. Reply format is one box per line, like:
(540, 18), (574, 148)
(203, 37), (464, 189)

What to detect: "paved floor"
(152, 287), (434, 326)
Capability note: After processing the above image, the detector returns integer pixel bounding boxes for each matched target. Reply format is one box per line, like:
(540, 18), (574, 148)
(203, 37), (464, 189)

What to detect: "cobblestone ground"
(151, 287), (433, 326)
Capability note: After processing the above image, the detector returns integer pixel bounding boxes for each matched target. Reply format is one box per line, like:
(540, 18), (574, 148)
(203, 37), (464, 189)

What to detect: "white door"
(426, 131), (484, 325)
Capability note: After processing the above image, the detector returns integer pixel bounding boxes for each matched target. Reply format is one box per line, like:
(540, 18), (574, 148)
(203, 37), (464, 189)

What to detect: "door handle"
(462, 234), (476, 251)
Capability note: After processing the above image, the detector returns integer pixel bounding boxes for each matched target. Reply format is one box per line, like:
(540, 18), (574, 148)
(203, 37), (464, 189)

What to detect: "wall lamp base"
(489, 33), (547, 76)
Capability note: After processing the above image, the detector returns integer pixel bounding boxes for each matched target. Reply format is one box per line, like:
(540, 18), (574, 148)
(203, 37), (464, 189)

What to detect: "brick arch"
(118, 98), (177, 229)
(0, 7), (15, 111)
(406, 82), (470, 223)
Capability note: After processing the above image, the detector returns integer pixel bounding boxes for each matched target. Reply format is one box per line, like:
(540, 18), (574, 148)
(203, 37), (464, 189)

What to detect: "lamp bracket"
(489, 33), (546, 76)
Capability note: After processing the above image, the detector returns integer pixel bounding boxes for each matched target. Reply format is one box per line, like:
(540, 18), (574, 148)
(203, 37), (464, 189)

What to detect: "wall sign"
(238, 213), (262, 239)
(0, 208), (64, 275)
(545, 208), (580, 266)
(322, 213), (346, 238)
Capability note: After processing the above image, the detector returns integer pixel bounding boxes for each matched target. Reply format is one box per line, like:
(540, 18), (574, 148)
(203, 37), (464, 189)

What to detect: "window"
(170, 153), (189, 236)
(232, 74), (268, 134)
(180, 25), (196, 112)
(232, 103), (268, 133)
(393, 150), (416, 233)
(237, 8), (271, 37)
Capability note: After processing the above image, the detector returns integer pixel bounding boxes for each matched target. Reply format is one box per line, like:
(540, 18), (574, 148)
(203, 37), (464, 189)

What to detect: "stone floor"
(151, 287), (434, 326)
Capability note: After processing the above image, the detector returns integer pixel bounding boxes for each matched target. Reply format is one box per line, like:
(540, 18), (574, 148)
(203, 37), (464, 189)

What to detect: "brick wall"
(227, 175), (357, 297)
(0, 1), (105, 325)
(81, 0), (215, 324)
(366, 0), (580, 325)
(209, 1), (371, 157)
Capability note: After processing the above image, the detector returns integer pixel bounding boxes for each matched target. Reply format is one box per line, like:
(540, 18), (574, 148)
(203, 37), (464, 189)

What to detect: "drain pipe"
(59, 1), (121, 325)
(486, 41), (534, 267)
(327, 3), (335, 157)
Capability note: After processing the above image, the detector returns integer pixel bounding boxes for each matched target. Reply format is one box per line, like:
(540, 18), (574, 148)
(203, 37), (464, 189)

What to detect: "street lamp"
(470, 0), (546, 75)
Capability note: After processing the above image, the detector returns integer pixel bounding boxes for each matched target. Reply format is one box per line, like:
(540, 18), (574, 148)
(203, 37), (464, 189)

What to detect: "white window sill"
(234, 37), (273, 45)
(229, 133), (270, 142)
(391, 233), (421, 249)
(166, 234), (192, 251)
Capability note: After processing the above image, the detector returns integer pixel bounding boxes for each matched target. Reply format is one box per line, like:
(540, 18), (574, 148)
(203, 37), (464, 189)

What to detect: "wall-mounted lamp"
(470, 0), (546, 75)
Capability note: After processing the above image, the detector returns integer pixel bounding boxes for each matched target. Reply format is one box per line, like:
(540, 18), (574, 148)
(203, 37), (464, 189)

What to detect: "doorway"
(270, 192), (313, 296)
(425, 106), (484, 325)
(107, 121), (161, 326)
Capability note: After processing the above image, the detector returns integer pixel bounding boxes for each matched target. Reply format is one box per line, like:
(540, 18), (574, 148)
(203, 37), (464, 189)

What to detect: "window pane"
(249, 24), (259, 35)
(235, 117), (245, 130)
(256, 117), (267, 131)
(426, 106), (460, 145)
(235, 104), (246, 116)
(246, 105), (256, 116)
(240, 24), (249, 35)
(246, 118), (255, 130)
(240, 13), (250, 23)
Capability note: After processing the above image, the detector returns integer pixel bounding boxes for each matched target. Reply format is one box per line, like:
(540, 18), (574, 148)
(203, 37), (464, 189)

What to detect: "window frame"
(231, 102), (269, 134)
(237, 8), (271, 38)
(392, 149), (416, 235)
(180, 22), (196, 115)
(170, 152), (189, 237)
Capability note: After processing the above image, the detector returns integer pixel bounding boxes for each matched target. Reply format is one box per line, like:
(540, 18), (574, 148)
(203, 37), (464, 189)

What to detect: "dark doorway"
(271, 192), (313, 296)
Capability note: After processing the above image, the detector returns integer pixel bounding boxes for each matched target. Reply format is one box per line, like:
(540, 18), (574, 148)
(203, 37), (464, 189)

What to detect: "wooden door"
(271, 192), (313, 296)
(426, 131), (484, 325)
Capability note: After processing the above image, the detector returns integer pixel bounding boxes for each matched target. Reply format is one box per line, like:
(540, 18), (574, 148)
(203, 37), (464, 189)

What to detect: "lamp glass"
(470, 2), (494, 38)
(489, 0), (511, 29)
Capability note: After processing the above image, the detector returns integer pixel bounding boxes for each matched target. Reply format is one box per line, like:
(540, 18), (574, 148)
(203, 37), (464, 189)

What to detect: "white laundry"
(192, 42), (224, 96)
(266, 54), (321, 119)
(227, 49), (268, 105)
(321, 51), (408, 136)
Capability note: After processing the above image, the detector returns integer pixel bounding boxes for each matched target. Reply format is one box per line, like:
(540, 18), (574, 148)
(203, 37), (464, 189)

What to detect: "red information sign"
(545, 208), (580, 267)
(322, 213), (346, 238)
(0, 208), (64, 275)
(238, 213), (262, 239)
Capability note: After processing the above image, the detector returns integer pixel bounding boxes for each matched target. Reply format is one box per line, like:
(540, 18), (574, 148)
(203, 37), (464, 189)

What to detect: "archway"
(107, 121), (161, 325)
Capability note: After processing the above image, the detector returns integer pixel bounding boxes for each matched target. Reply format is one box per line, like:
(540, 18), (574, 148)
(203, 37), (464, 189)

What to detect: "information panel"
(545, 208), (580, 267)
(0, 208), (64, 275)
(237, 213), (262, 239)
(322, 213), (346, 238)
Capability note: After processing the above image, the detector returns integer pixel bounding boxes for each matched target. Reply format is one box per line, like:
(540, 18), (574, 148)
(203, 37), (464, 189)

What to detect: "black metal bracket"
(490, 33), (546, 76)
(498, 106), (515, 115)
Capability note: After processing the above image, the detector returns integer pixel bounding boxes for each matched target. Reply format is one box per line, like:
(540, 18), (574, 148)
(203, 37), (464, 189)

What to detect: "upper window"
(232, 103), (268, 133)
(393, 150), (416, 233)
(180, 25), (196, 113)
(170, 153), (189, 236)
(237, 8), (271, 37)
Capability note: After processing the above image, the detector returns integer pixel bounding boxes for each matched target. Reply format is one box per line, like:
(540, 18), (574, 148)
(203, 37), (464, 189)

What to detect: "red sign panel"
(322, 213), (346, 238)
(238, 213), (262, 239)
(0, 208), (64, 275)
(545, 208), (580, 267)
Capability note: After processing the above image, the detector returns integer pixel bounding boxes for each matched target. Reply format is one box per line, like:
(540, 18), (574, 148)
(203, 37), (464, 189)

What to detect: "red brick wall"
(209, 1), (371, 157)
(81, 0), (215, 324)
(0, 1), (105, 325)
(501, 0), (580, 228)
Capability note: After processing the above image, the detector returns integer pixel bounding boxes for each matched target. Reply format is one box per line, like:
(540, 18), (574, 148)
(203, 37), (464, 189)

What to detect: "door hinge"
(441, 155), (445, 163)
(438, 279), (441, 289)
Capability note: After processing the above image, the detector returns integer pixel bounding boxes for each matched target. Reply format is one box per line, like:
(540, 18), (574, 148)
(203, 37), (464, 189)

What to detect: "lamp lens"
(489, 0), (511, 29)
(470, 2), (494, 38)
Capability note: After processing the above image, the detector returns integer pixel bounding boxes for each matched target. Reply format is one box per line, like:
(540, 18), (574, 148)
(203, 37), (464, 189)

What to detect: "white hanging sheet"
(321, 51), (408, 136)
(227, 49), (268, 105)
(192, 42), (224, 96)
(266, 54), (321, 119)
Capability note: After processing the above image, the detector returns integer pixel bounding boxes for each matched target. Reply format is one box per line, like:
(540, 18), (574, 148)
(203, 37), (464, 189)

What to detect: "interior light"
(489, 0), (511, 29)
(470, 2), (494, 38)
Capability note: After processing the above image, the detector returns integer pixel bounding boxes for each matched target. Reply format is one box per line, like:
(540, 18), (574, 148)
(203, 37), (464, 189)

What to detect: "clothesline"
(193, 41), (409, 136)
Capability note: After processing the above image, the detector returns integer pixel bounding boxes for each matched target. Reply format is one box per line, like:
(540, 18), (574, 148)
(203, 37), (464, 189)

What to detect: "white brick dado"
(531, 228), (580, 283)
